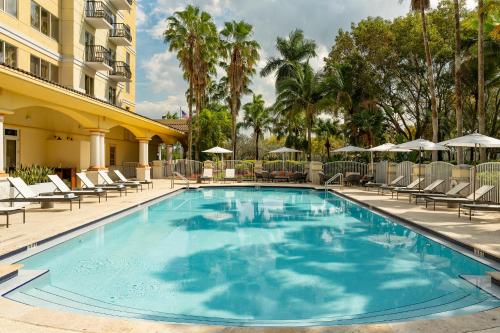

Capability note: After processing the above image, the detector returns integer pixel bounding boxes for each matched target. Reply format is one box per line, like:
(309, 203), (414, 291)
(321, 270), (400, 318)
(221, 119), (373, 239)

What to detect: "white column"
(157, 144), (163, 161)
(166, 145), (173, 163)
(99, 133), (106, 169)
(0, 116), (4, 174)
(90, 132), (101, 170)
(139, 140), (149, 167)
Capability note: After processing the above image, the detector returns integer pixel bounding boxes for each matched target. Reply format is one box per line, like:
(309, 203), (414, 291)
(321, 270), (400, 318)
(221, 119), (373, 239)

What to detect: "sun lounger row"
(0, 170), (154, 228)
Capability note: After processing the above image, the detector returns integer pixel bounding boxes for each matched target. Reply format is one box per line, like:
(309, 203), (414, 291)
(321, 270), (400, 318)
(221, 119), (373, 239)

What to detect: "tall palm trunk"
(306, 106), (313, 162)
(454, 0), (464, 164)
(255, 130), (260, 160)
(478, 0), (486, 162)
(231, 96), (238, 160)
(419, 5), (439, 161)
(187, 81), (194, 160)
(194, 88), (202, 161)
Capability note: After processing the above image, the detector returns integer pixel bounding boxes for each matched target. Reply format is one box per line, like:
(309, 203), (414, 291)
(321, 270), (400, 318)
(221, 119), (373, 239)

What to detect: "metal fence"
(423, 162), (454, 193)
(474, 162), (500, 203)
(121, 162), (138, 178)
(323, 161), (368, 178)
(263, 161), (306, 173)
(173, 159), (203, 180)
(396, 161), (415, 186)
(222, 160), (255, 180)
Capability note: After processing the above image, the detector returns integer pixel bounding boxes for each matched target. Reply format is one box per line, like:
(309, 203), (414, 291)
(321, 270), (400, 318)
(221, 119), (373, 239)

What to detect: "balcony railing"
(85, 1), (113, 27)
(109, 0), (133, 10)
(109, 23), (132, 45)
(85, 45), (112, 70)
(109, 61), (132, 81)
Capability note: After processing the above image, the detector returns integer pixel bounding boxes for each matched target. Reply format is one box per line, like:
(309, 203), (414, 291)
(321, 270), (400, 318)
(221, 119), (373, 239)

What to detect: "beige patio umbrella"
(269, 147), (302, 170)
(368, 143), (411, 182)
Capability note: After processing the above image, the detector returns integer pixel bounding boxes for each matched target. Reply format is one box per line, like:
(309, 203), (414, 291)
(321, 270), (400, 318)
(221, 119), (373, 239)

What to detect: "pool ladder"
(172, 172), (190, 189)
(325, 173), (344, 191)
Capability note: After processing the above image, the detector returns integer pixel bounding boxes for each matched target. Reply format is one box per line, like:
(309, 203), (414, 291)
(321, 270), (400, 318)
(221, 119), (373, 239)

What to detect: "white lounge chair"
(224, 169), (236, 183)
(98, 170), (140, 192)
(48, 175), (107, 202)
(77, 172), (127, 197)
(365, 175), (404, 191)
(410, 182), (470, 205)
(1, 177), (80, 211)
(425, 185), (495, 211)
(0, 205), (26, 228)
(381, 177), (423, 195)
(200, 168), (213, 183)
(392, 179), (444, 200)
(113, 170), (153, 189)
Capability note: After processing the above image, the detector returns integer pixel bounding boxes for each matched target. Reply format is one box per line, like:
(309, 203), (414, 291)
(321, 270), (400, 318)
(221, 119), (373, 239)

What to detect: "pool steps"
(0, 264), (22, 285)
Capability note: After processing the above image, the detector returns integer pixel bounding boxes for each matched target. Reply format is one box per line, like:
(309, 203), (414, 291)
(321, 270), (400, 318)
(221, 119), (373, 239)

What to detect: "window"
(125, 52), (130, 93)
(1, 0), (17, 17)
(109, 146), (116, 166)
(0, 40), (17, 67)
(108, 86), (117, 105)
(30, 55), (58, 82)
(85, 75), (94, 96)
(30, 1), (59, 41)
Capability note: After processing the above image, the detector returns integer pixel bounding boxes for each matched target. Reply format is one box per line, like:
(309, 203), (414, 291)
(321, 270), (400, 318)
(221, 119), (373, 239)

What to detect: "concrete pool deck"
(0, 180), (498, 333)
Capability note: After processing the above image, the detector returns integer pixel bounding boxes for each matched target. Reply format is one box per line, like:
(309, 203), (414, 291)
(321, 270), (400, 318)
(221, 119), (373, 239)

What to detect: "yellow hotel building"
(0, 0), (184, 183)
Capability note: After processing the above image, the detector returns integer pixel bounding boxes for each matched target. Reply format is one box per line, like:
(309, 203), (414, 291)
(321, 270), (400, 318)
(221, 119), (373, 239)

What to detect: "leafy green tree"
(220, 20), (260, 159)
(241, 94), (272, 160)
(162, 111), (179, 119)
(260, 29), (317, 85)
(196, 106), (232, 157)
(164, 5), (218, 160)
(313, 118), (339, 160)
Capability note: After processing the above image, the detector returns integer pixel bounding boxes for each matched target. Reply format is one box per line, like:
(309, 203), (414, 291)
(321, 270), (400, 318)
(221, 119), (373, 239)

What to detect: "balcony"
(85, 45), (113, 71)
(109, 0), (132, 11)
(109, 61), (132, 82)
(109, 23), (132, 46)
(85, 1), (113, 29)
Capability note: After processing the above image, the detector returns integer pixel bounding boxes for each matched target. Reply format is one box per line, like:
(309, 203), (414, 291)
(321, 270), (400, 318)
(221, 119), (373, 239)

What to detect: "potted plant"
(11, 165), (56, 208)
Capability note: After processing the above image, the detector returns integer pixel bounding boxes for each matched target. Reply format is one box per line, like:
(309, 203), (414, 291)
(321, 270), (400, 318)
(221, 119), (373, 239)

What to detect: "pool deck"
(0, 180), (499, 333)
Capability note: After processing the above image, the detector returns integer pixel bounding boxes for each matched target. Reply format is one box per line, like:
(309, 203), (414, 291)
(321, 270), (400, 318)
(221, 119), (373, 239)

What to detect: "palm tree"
(220, 20), (260, 159)
(260, 29), (317, 85)
(165, 6), (218, 160)
(477, 0), (486, 162)
(409, 0), (439, 161)
(313, 118), (339, 160)
(454, 0), (464, 164)
(275, 63), (333, 161)
(241, 94), (272, 160)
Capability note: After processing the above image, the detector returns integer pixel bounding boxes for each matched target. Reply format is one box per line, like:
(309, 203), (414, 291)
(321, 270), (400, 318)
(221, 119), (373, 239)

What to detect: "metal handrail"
(173, 172), (190, 189)
(85, 45), (112, 66)
(85, 1), (114, 25)
(110, 23), (132, 43)
(110, 61), (132, 79)
(325, 173), (344, 191)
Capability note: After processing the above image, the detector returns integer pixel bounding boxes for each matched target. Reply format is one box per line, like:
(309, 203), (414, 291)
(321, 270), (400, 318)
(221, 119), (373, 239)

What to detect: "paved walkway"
(0, 180), (498, 333)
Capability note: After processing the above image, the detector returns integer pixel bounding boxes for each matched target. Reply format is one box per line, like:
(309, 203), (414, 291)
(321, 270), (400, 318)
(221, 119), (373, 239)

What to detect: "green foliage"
(11, 165), (54, 185)
(162, 111), (179, 119)
(195, 106), (232, 159)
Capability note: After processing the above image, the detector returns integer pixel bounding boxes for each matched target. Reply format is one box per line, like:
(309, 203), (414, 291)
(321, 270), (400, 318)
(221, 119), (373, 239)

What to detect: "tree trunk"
(231, 96), (238, 160)
(194, 89), (202, 161)
(187, 81), (194, 160)
(420, 7), (439, 161)
(255, 131), (260, 160)
(307, 107), (312, 162)
(478, 0), (486, 162)
(454, 0), (464, 164)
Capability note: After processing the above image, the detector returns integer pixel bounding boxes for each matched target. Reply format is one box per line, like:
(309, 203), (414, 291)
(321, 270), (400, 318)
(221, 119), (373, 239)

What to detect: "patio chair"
(460, 203), (500, 220)
(76, 172), (127, 197)
(114, 170), (153, 189)
(425, 185), (495, 211)
(290, 172), (308, 183)
(0, 205), (26, 228)
(223, 169), (237, 183)
(380, 177), (423, 195)
(365, 175), (404, 192)
(200, 168), (213, 183)
(410, 182), (470, 205)
(1, 177), (80, 211)
(345, 173), (361, 187)
(98, 170), (141, 192)
(48, 175), (107, 203)
(391, 179), (444, 200)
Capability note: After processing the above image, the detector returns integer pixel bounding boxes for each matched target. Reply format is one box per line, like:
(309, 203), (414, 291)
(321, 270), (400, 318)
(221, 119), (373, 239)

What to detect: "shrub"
(11, 165), (55, 185)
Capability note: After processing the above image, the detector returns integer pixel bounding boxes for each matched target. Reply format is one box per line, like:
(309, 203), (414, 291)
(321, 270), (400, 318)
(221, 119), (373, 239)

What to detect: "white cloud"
(141, 50), (182, 94)
(136, 4), (147, 27)
(136, 96), (186, 119)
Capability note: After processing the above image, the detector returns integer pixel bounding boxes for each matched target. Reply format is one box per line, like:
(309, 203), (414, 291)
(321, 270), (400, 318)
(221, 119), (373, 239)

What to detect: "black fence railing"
(85, 45), (112, 66)
(85, 1), (114, 25)
(110, 23), (132, 43)
(110, 61), (132, 80)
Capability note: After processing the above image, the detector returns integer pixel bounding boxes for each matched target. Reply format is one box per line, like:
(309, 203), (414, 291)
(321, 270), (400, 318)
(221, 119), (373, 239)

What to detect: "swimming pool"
(4, 187), (499, 326)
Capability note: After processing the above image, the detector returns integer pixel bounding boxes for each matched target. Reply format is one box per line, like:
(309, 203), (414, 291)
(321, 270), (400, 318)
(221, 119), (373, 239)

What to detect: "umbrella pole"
(419, 148), (422, 191)
(473, 144), (477, 203)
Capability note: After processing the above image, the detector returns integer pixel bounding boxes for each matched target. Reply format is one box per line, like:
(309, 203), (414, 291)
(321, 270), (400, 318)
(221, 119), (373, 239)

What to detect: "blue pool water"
(5, 188), (499, 326)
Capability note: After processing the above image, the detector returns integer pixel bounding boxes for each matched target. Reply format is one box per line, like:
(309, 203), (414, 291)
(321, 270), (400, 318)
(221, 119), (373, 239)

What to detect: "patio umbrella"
(202, 146), (233, 165)
(393, 139), (448, 190)
(269, 147), (302, 170)
(368, 143), (411, 181)
(332, 145), (367, 161)
(439, 133), (500, 202)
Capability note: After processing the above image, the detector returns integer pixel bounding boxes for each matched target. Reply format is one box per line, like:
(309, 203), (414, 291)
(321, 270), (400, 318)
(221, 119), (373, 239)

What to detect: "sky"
(135, 0), (475, 120)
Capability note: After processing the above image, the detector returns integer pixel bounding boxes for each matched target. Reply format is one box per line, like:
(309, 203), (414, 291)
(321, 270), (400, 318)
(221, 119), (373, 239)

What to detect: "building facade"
(0, 0), (184, 182)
